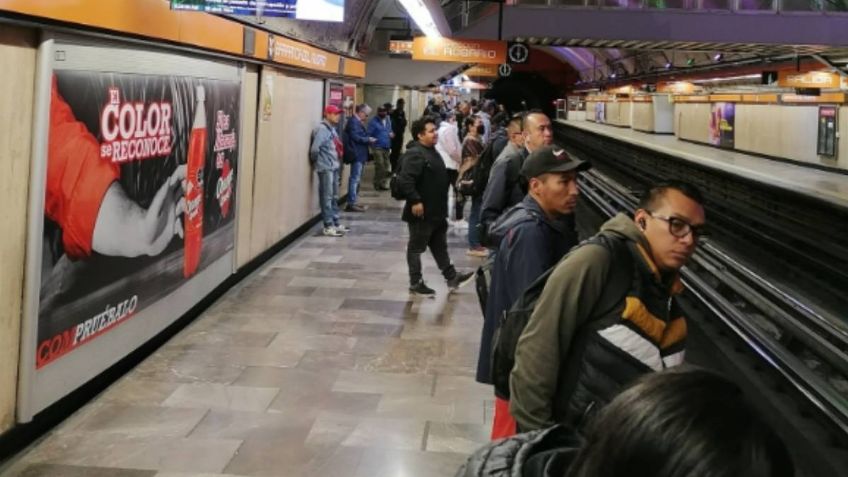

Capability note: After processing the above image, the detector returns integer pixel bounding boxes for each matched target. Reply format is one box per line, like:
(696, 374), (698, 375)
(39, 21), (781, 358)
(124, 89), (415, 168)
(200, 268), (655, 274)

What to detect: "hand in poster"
(91, 165), (187, 257)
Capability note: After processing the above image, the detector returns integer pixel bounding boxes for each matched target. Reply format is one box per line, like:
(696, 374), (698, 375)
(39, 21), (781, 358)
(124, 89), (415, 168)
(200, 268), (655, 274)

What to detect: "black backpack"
(491, 233), (633, 399)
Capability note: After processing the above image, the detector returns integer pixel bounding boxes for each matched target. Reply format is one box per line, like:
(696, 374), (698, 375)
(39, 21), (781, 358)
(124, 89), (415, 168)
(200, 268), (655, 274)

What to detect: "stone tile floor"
(2, 182), (491, 477)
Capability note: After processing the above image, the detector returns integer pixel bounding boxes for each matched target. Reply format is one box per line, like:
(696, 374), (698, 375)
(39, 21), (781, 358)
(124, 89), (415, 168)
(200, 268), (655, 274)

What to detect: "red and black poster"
(37, 71), (240, 368)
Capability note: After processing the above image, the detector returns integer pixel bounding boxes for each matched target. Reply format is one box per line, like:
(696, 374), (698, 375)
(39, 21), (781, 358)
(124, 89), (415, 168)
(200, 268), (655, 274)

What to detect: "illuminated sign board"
(171, 0), (345, 22)
(412, 37), (507, 65)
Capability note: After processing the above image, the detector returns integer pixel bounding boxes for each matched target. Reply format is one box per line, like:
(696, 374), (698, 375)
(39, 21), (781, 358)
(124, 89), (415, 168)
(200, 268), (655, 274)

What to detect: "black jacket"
(397, 141), (449, 222)
(455, 425), (580, 477)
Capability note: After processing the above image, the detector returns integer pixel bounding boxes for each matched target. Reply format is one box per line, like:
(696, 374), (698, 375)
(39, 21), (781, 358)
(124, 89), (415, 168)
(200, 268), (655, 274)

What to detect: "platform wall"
(674, 102), (712, 144)
(734, 104), (820, 165)
(605, 101), (631, 127)
(631, 102), (654, 132)
(0, 26), (36, 433)
(235, 65), (260, 269)
(247, 68), (324, 262)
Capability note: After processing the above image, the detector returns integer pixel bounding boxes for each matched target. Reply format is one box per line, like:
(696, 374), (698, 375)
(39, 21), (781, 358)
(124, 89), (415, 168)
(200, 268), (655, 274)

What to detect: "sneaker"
(466, 247), (488, 258)
(453, 220), (469, 229)
(335, 224), (350, 233)
(322, 226), (344, 237)
(345, 204), (366, 212)
(447, 271), (475, 291)
(409, 280), (436, 296)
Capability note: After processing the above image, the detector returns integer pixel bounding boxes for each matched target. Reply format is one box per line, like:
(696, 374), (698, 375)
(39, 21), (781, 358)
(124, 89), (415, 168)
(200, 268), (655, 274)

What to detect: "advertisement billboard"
(709, 102), (735, 148)
(171, 0), (344, 22)
(37, 71), (240, 369)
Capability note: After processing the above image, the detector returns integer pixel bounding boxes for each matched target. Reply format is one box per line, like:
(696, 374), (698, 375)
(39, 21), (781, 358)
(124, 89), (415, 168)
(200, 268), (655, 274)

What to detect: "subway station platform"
(558, 119), (848, 210)
(2, 185), (491, 477)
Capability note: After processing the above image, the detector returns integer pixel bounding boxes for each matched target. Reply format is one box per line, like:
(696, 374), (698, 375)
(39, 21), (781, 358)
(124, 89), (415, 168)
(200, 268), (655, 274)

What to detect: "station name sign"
(412, 37), (507, 65)
(465, 64), (499, 78)
(778, 71), (842, 89)
(268, 34), (341, 75)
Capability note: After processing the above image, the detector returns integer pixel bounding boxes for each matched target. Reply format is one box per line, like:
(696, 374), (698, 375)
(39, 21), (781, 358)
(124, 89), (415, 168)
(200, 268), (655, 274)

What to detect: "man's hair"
(568, 368), (793, 477)
(507, 115), (523, 133)
(444, 111), (456, 122)
(464, 115), (477, 131)
(355, 103), (371, 114)
(638, 181), (705, 211)
(522, 109), (548, 131)
(411, 117), (436, 139)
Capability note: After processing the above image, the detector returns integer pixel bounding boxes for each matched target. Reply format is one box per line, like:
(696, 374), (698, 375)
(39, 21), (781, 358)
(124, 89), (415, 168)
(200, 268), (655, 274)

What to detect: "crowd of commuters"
(312, 96), (791, 475)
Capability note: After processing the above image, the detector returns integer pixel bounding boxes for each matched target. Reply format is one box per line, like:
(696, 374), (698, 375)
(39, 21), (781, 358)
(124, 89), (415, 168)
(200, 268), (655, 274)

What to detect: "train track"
(557, 122), (848, 474)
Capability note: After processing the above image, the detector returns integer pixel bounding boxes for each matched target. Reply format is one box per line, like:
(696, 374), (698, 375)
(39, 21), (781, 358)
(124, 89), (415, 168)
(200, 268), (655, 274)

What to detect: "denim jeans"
(348, 160), (364, 205)
(467, 196), (483, 248)
(317, 169), (340, 227)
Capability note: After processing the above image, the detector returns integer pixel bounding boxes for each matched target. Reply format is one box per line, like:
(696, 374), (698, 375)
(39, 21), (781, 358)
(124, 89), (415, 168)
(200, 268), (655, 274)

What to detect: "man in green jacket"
(509, 181), (707, 431)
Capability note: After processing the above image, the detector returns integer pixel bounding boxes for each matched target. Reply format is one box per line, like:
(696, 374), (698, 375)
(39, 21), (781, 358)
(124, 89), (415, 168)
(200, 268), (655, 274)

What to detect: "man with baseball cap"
(476, 145), (590, 438)
(309, 104), (348, 236)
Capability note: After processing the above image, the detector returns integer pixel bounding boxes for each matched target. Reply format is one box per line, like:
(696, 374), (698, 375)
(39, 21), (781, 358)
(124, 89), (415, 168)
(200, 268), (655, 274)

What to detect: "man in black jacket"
(398, 117), (474, 296)
(389, 98), (407, 173)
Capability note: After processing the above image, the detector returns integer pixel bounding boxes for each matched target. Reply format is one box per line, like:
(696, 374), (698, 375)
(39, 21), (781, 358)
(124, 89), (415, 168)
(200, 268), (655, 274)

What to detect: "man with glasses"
(509, 181), (706, 433)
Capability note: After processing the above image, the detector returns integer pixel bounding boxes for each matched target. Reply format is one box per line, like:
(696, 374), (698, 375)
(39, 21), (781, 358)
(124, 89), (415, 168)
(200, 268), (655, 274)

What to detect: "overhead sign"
(507, 42), (530, 64)
(466, 64), (498, 78)
(412, 37), (507, 65)
(498, 64), (512, 78)
(389, 40), (413, 58)
(171, 0), (345, 22)
(268, 34), (341, 75)
(778, 70), (840, 89)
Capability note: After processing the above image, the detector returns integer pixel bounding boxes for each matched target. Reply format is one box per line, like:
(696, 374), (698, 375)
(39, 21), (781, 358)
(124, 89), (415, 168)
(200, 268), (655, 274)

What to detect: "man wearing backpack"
(476, 145), (589, 439)
(397, 117), (475, 296)
(309, 105), (348, 237)
(479, 112), (554, 245)
(509, 182), (707, 432)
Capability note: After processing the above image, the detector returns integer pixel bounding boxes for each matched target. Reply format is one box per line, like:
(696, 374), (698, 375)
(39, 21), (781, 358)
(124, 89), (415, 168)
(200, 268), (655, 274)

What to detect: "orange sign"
(778, 70), (841, 89)
(412, 37), (506, 65)
(657, 81), (697, 94)
(781, 92), (846, 103)
(389, 40), (413, 56)
(268, 34), (340, 75)
(465, 64), (498, 78)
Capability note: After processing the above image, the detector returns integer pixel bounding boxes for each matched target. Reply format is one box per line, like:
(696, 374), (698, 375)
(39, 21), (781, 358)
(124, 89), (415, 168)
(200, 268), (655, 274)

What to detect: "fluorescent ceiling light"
(398, 0), (441, 38)
(691, 74), (760, 84)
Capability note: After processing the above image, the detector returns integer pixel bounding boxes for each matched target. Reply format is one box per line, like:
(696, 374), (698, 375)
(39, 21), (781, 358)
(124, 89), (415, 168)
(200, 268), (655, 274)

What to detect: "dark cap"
(383, 102), (393, 110)
(520, 145), (590, 178)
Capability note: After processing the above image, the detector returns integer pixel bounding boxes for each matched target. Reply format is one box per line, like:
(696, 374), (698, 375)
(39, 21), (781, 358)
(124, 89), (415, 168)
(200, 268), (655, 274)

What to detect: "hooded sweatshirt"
(509, 213), (688, 431)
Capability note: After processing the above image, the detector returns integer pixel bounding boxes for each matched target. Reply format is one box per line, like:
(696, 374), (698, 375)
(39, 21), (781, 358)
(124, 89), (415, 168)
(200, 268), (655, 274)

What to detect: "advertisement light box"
(171, 0), (344, 22)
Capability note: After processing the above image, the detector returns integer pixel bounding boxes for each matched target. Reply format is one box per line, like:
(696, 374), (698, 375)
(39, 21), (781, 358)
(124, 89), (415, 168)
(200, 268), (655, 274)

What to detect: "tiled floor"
(2, 181), (491, 477)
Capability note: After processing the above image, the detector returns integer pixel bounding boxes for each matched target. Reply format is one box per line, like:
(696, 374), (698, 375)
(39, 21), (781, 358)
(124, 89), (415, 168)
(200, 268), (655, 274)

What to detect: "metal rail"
(579, 169), (848, 438)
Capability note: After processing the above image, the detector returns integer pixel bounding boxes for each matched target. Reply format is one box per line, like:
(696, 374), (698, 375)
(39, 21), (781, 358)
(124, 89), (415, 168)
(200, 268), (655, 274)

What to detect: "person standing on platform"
(478, 145), (589, 439)
(510, 181), (707, 433)
(367, 105), (393, 191)
(390, 98), (407, 173)
(344, 103), (375, 212)
(479, 111), (553, 244)
(397, 117), (475, 296)
(309, 105), (348, 236)
(459, 116), (487, 257)
(435, 111), (464, 227)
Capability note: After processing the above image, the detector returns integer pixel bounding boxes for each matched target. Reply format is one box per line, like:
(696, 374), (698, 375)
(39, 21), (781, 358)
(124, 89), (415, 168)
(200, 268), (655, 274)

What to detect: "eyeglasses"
(647, 212), (708, 240)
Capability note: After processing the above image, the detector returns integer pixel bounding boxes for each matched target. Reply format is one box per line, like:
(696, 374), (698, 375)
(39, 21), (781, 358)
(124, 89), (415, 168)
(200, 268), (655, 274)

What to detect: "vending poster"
(709, 102), (736, 148)
(36, 71), (240, 369)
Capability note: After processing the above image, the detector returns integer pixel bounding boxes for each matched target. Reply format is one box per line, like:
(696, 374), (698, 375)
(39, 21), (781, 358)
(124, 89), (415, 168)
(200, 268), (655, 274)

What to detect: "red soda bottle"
(183, 85), (207, 278)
